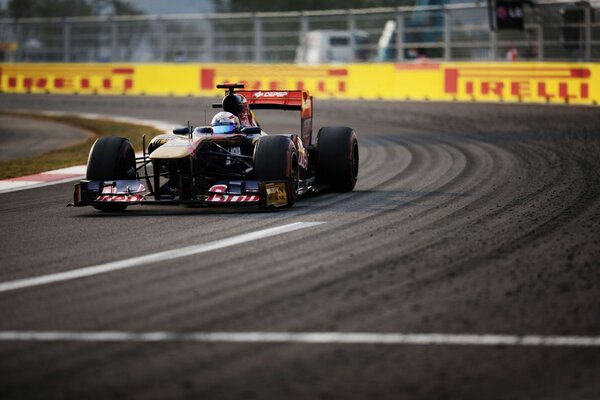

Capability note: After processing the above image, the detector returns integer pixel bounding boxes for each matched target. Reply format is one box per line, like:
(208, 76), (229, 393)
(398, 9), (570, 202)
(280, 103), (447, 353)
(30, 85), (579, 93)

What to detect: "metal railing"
(0, 1), (598, 63)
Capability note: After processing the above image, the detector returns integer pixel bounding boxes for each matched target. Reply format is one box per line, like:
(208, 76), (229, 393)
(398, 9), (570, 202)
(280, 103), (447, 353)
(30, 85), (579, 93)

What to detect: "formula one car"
(71, 83), (359, 211)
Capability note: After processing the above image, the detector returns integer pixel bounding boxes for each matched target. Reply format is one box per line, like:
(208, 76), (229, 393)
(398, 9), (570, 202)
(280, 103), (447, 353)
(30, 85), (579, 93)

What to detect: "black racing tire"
(86, 136), (136, 212)
(254, 135), (299, 207)
(316, 126), (359, 191)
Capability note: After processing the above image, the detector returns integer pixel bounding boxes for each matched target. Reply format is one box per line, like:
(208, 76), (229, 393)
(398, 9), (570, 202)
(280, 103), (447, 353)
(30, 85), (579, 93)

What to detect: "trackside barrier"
(1, 62), (598, 106)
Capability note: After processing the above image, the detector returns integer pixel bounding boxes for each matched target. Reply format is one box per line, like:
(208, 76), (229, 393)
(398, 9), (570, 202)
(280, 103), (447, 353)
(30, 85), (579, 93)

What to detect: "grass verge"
(0, 112), (163, 180)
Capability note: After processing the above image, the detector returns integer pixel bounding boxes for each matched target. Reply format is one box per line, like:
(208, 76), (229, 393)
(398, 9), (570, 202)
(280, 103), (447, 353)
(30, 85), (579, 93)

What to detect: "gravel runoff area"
(0, 93), (599, 400)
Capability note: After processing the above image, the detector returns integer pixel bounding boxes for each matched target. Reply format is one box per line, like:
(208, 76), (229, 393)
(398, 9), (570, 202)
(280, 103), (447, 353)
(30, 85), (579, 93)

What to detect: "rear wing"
(244, 90), (313, 146)
(213, 86), (314, 146)
(237, 90), (308, 110)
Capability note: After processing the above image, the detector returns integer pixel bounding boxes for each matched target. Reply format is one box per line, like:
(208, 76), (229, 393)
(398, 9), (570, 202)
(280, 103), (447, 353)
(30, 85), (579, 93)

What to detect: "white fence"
(0, 1), (599, 63)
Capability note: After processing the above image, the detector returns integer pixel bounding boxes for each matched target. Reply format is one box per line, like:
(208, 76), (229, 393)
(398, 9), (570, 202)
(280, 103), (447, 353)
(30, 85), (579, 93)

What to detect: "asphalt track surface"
(0, 114), (92, 161)
(1, 94), (600, 399)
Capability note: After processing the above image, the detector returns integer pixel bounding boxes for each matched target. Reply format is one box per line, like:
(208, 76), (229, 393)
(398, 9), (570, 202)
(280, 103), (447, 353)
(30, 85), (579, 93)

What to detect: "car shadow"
(71, 188), (469, 218)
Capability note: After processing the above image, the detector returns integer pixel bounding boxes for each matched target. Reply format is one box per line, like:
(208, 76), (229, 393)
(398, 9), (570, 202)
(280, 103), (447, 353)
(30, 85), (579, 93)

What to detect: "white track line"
(0, 331), (598, 347)
(0, 222), (324, 294)
(0, 175), (86, 194)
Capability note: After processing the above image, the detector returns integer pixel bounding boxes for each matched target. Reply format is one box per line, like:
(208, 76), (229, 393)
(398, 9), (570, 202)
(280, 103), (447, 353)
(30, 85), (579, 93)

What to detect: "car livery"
(71, 83), (359, 212)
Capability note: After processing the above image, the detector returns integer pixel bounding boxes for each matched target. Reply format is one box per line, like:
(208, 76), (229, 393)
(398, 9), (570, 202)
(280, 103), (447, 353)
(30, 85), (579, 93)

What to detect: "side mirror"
(241, 126), (261, 134)
(172, 127), (190, 135)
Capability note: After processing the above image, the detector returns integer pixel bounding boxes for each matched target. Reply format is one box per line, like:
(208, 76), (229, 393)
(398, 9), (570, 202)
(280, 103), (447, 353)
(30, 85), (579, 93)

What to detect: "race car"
(71, 83), (359, 211)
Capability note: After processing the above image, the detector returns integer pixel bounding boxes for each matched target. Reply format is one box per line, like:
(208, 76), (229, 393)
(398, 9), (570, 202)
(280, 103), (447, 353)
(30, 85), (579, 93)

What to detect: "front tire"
(316, 126), (359, 191)
(86, 136), (136, 212)
(254, 135), (299, 207)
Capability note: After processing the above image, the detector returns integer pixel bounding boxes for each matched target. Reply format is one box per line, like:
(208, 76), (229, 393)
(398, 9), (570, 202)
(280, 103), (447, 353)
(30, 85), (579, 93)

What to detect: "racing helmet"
(236, 94), (254, 126)
(211, 111), (241, 134)
(236, 94), (248, 108)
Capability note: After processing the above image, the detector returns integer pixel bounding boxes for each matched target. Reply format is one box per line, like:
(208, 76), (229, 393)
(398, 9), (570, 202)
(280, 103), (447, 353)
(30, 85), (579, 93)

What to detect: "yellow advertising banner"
(1, 62), (598, 106)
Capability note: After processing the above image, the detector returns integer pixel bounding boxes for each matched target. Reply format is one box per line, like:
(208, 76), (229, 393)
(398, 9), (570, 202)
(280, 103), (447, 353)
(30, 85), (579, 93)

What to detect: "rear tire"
(316, 126), (359, 191)
(86, 136), (136, 212)
(254, 135), (299, 207)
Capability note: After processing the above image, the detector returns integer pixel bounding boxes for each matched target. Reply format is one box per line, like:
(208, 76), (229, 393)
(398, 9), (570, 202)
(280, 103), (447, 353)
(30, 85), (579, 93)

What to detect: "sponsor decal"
(208, 184), (228, 193)
(95, 182), (145, 202)
(0, 66), (134, 94)
(199, 68), (347, 94)
(443, 66), (591, 101)
(294, 138), (308, 169)
(206, 184), (259, 203)
(265, 182), (288, 207)
(96, 193), (144, 203)
(303, 98), (312, 110)
(254, 91), (288, 98)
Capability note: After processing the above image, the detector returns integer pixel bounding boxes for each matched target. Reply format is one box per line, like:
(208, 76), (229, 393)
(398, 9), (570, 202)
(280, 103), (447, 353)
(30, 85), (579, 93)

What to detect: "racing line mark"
(0, 331), (598, 348)
(0, 222), (324, 293)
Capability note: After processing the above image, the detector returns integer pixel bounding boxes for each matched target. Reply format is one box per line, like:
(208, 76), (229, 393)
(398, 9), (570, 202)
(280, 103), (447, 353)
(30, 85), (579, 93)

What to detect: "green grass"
(0, 113), (163, 180)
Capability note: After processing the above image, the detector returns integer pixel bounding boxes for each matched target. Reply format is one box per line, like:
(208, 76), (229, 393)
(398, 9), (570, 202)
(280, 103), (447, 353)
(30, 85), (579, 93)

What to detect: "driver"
(236, 94), (259, 127)
(211, 111), (241, 134)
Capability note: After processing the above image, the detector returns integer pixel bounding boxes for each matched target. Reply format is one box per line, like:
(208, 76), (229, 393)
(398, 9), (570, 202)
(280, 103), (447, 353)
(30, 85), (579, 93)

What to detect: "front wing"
(71, 179), (289, 208)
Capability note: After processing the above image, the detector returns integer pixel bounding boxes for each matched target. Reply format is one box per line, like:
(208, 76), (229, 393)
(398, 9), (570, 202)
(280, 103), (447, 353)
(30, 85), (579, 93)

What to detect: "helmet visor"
(212, 123), (237, 134)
